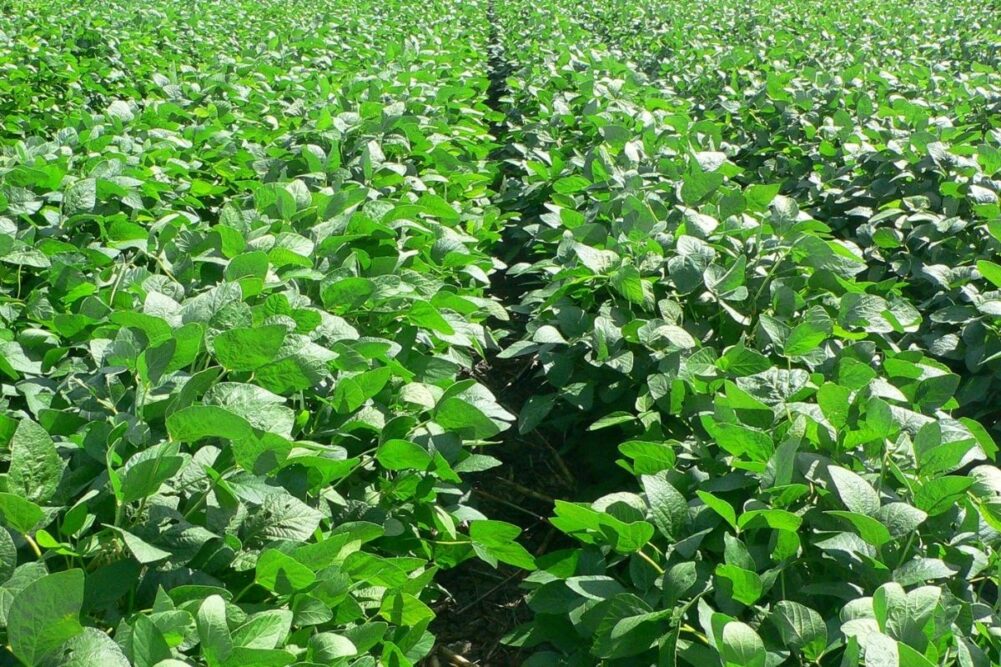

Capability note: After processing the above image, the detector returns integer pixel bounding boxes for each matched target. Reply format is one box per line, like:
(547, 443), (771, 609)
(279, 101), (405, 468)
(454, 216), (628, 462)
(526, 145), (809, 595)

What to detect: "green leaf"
(771, 600), (827, 660)
(960, 417), (999, 459)
(8, 418), (64, 503)
(256, 183), (296, 220)
(553, 175), (591, 194)
(598, 515), (655, 554)
(0, 493), (44, 534)
(167, 405), (253, 442)
(138, 339), (177, 386)
(220, 646), (296, 667)
(130, 614), (172, 667)
(641, 474), (688, 539)
(897, 641), (937, 667)
(225, 251), (270, 282)
(165, 324), (205, 374)
(322, 277), (374, 310)
(589, 411), (637, 431)
(309, 633), (358, 662)
(977, 260), (1001, 288)
(8, 569), (85, 665)
(435, 397), (503, 439)
(213, 225), (246, 259)
(825, 511), (892, 546)
(705, 421), (773, 462)
(914, 373), (960, 410)
(719, 621), (766, 667)
(204, 382), (295, 438)
(715, 564), (762, 605)
(918, 438), (977, 476)
(376, 439), (432, 471)
(232, 610), (293, 649)
(197, 595), (233, 666)
(737, 508), (802, 532)
(591, 595), (669, 659)
(914, 476), (973, 516)
(213, 325), (287, 371)
(120, 448), (185, 504)
(826, 465), (881, 515)
(408, 301), (455, 334)
(681, 170), (724, 205)
(332, 366), (392, 413)
(744, 183), (781, 211)
(550, 501), (654, 553)
(611, 264), (650, 306)
(566, 576), (626, 601)
(663, 562), (698, 608)
(874, 503), (927, 538)
(817, 383), (852, 430)
(64, 178), (97, 215)
(696, 491), (738, 531)
(61, 628), (131, 667)
(256, 550), (317, 594)
(783, 308), (832, 356)
(378, 591), (435, 627)
(0, 528), (16, 584)
(255, 352), (329, 395)
(873, 582), (940, 651)
(242, 492), (323, 544)
(718, 345), (771, 376)
(862, 633), (899, 667)
(618, 440), (676, 474)
(892, 557), (957, 586)
(469, 520), (537, 570)
(519, 394), (557, 435)
(418, 192), (459, 221)
(108, 527), (172, 564)
(171, 404), (287, 471)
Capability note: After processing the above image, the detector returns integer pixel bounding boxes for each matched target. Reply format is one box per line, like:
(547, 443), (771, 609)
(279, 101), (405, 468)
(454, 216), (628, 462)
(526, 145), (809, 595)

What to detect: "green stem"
(24, 534), (42, 559)
(182, 491), (209, 520)
(896, 531), (917, 569)
(232, 580), (257, 603)
(330, 449), (377, 490)
(750, 247), (790, 316)
(636, 547), (664, 575)
(679, 623), (708, 644)
(107, 250), (134, 306)
(430, 540), (471, 546)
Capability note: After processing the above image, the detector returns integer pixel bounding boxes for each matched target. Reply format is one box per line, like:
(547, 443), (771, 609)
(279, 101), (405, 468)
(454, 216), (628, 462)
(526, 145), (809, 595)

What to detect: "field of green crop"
(0, 0), (999, 664)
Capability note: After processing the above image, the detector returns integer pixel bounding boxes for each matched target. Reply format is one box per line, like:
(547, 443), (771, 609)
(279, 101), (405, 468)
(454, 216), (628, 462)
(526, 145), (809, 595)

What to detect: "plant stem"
(494, 477), (556, 504)
(24, 534), (42, 559)
(896, 531), (917, 568)
(636, 547), (664, 574)
(182, 492), (209, 520)
(472, 487), (547, 521)
(679, 623), (708, 644)
(232, 580), (257, 602)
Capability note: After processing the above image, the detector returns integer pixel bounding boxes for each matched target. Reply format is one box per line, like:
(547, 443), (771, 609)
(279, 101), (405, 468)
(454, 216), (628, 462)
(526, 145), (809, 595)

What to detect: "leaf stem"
(896, 531), (917, 568)
(431, 540), (472, 546)
(636, 547), (664, 574)
(232, 580), (257, 603)
(679, 623), (708, 644)
(24, 534), (42, 559)
(182, 491), (210, 520)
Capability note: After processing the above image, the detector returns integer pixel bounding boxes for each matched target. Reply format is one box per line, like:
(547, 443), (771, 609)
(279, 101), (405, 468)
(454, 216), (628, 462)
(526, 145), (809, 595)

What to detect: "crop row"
(0, 1), (537, 665)
(491, 0), (1001, 664)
